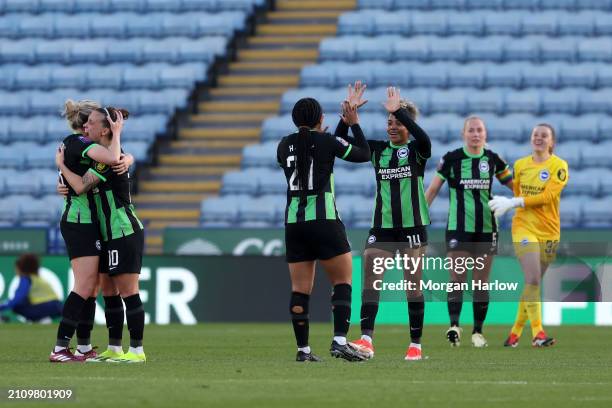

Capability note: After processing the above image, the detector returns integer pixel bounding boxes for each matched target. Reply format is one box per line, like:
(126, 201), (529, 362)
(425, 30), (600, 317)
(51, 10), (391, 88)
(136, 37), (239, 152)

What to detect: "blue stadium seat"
(54, 15), (91, 38)
(447, 63), (485, 88)
(522, 64), (559, 88)
(122, 142), (150, 162)
(484, 63), (522, 87)
(5, 0), (39, 13)
(597, 65), (612, 87)
(559, 63), (597, 88)
(351, 196), (374, 228)
(504, 37), (539, 62)
(578, 38), (612, 62)
(428, 196), (449, 229)
(554, 142), (582, 169)
(338, 11), (375, 35)
(238, 196), (278, 224)
(486, 115), (530, 142)
(221, 170), (257, 195)
(90, 14), (126, 37)
(566, 169), (600, 196)
(41, 194), (65, 220)
(143, 40), (178, 63)
(0, 117), (9, 143)
(35, 41), (71, 64)
(46, 119), (71, 143)
(595, 12), (612, 34)
(334, 168), (367, 195)
(599, 117), (612, 141)
(109, 0), (143, 12)
(71, 41), (107, 63)
(541, 89), (580, 114)
(14, 67), (51, 90)
(540, 38), (576, 62)
(73, 0), (110, 12)
(179, 39), (220, 63)
(558, 12), (596, 36)
(355, 37), (394, 61)
(258, 169), (285, 195)
(374, 12), (411, 35)
(5, 171), (40, 195)
(161, 14), (199, 37)
(598, 170), (612, 198)
(1, 40), (36, 64)
(145, 0), (183, 12)
(159, 65), (202, 89)
(201, 196), (240, 224)
(86, 66), (124, 89)
(429, 37), (467, 61)
(335, 63), (374, 86)
(40, 0), (75, 12)
(123, 67), (159, 89)
(465, 89), (505, 115)
(31, 169), (59, 194)
(261, 115), (294, 142)
(504, 0), (538, 9)
(8, 116), (48, 143)
(358, 0), (393, 8)
(559, 115), (600, 142)
(50, 66), (87, 90)
(484, 12), (523, 36)
(579, 89), (612, 113)
(394, 37), (429, 61)
(411, 63), (448, 87)
(242, 142), (277, 168)
(334, 195), (356, 225)
(539, 0), (575, 10)
(25, 144), (57, 169)
(447, 12), (484, 36)
(559, 197), (582, 228)
(320, 37), (355, 61)
(372, 62), (410, 87)
(17, 15), (55, 38)
(466, 0), (503, 9)
(466, 37), (505, 62)
(0, 145), (24, 168)
(182, 0), (219, 12)
(412, 12), (447, 35)
(521, 12), (558, 36)
(107, 40), (143, 63)
(429, 89), (467, 115)
(0, 92), (29, 115)
(301, 64), (335, 87)
(578, 142), (612, 169)
(505, 90), (540, 114)
(0, 198), (20, 226)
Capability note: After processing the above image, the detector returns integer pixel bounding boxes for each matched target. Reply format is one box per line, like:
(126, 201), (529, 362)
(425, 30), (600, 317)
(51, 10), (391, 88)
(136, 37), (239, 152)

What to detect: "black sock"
(360, 301), (379, 338)
(104, 295), (124, 347)
(331, 283), (352, 337)
(56, 292), (86, 348)
(123, 294), (144, 349)
(447, 289), (463, 327)
(290, 292), (310, 348)
(76, 297), (96, 347)
(408, 294), (425, 344)
(473, 290), (490, 334)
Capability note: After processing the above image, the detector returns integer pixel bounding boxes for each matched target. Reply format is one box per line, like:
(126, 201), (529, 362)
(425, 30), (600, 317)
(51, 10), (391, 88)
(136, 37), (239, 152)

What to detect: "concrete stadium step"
(178, 127), (260, 139)
(256, 24), (336, 35)
(238, 49), (317, 61)
(149, 166), (237, 176)
(148, 220), (200, 230)
(247, 36), (325, 46)
(209, 87), (288, 97)
(170, 140), (254, 149)
(218, 75), (299, 86)
(138, 209), (200, 220)
(197, 101), (280, 113)
(134, 193), (207, 204)
(267, 11), (344, 19)
(189, 113), (271, 123)
(137, 200), (201, 210)
(139, 181), (221, 193)
(158, 154), (241, 166)
(276, 0), (356, 10)
(146, 235), (163, 249)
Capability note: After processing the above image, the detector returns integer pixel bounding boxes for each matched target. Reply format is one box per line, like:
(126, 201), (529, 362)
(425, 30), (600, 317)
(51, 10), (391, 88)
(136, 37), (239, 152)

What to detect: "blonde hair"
(462, 115), (486, 134)
(62, 99), (100, 132)
(399, 99), (419, 121)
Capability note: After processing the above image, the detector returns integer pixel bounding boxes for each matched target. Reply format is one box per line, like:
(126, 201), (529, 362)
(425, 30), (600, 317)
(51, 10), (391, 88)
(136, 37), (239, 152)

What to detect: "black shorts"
(60, 221), (102, 260)
(100, 230), (144, 276)
(446, 231), (498, 255)
(285, 219), (351, 263)
(366, 226), (428, 250)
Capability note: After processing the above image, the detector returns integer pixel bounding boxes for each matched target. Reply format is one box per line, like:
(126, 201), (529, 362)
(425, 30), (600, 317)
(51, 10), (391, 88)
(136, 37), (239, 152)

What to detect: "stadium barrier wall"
(1, 255), (610, 326)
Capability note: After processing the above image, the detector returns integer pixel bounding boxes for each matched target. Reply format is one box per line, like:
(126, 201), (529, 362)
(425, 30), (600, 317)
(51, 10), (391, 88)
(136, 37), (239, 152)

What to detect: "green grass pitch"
(1, 324), (611, 407)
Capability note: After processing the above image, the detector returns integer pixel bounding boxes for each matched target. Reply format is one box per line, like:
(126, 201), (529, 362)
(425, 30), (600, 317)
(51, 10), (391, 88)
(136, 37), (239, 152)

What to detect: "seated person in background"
(0, 254), (62, 322)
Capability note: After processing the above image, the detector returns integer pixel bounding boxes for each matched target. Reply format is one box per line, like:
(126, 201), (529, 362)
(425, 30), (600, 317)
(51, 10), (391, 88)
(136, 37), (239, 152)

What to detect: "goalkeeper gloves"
(488, 196), (524, 218)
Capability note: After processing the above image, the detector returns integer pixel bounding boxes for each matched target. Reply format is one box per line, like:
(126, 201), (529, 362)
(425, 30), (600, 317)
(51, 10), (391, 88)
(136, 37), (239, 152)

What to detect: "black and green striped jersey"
(88, 159), (143, 241)
(60, 134), (99, 224)
(277, 125), (370, 224)
(436, 147), (512, 233)
(335, 108), (432, 229)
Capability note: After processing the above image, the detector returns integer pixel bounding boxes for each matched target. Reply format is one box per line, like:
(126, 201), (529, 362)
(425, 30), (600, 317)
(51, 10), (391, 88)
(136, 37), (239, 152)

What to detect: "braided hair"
(291, 98), (322, 194)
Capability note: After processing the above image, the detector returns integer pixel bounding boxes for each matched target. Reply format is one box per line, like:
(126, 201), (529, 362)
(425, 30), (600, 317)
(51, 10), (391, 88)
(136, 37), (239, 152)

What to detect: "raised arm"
(333, 102), (370, 163)
(383, 87), (431, 159)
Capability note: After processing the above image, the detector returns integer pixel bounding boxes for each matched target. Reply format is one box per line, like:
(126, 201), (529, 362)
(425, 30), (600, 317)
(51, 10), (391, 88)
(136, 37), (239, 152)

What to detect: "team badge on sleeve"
(557, 168), (567, 182)
(95, 162), (109, 173)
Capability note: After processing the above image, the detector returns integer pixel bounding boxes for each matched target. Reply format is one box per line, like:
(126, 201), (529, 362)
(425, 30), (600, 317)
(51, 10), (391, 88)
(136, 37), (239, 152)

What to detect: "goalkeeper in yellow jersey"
(488, 124), (569, 348)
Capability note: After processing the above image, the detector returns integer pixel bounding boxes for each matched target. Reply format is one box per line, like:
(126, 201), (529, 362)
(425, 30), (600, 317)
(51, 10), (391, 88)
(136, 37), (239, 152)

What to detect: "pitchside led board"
(0, 254), (611, 326)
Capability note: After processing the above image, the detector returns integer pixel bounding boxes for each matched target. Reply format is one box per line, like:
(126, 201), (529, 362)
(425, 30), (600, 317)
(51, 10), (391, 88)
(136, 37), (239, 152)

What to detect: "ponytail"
(291, 98), (323, 195)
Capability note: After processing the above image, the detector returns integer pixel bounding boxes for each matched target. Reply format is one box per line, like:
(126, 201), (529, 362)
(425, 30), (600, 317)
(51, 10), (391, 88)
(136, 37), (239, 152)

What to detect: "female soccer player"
(426, 116), (513, 348)
(337, 84), (432, 361)
(489, 124), (568, 348)
(0, 254), (62, 322)
(49, 100), (126, 363)
(56, 107), (147, 363)
(277, 97), (371, 362)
